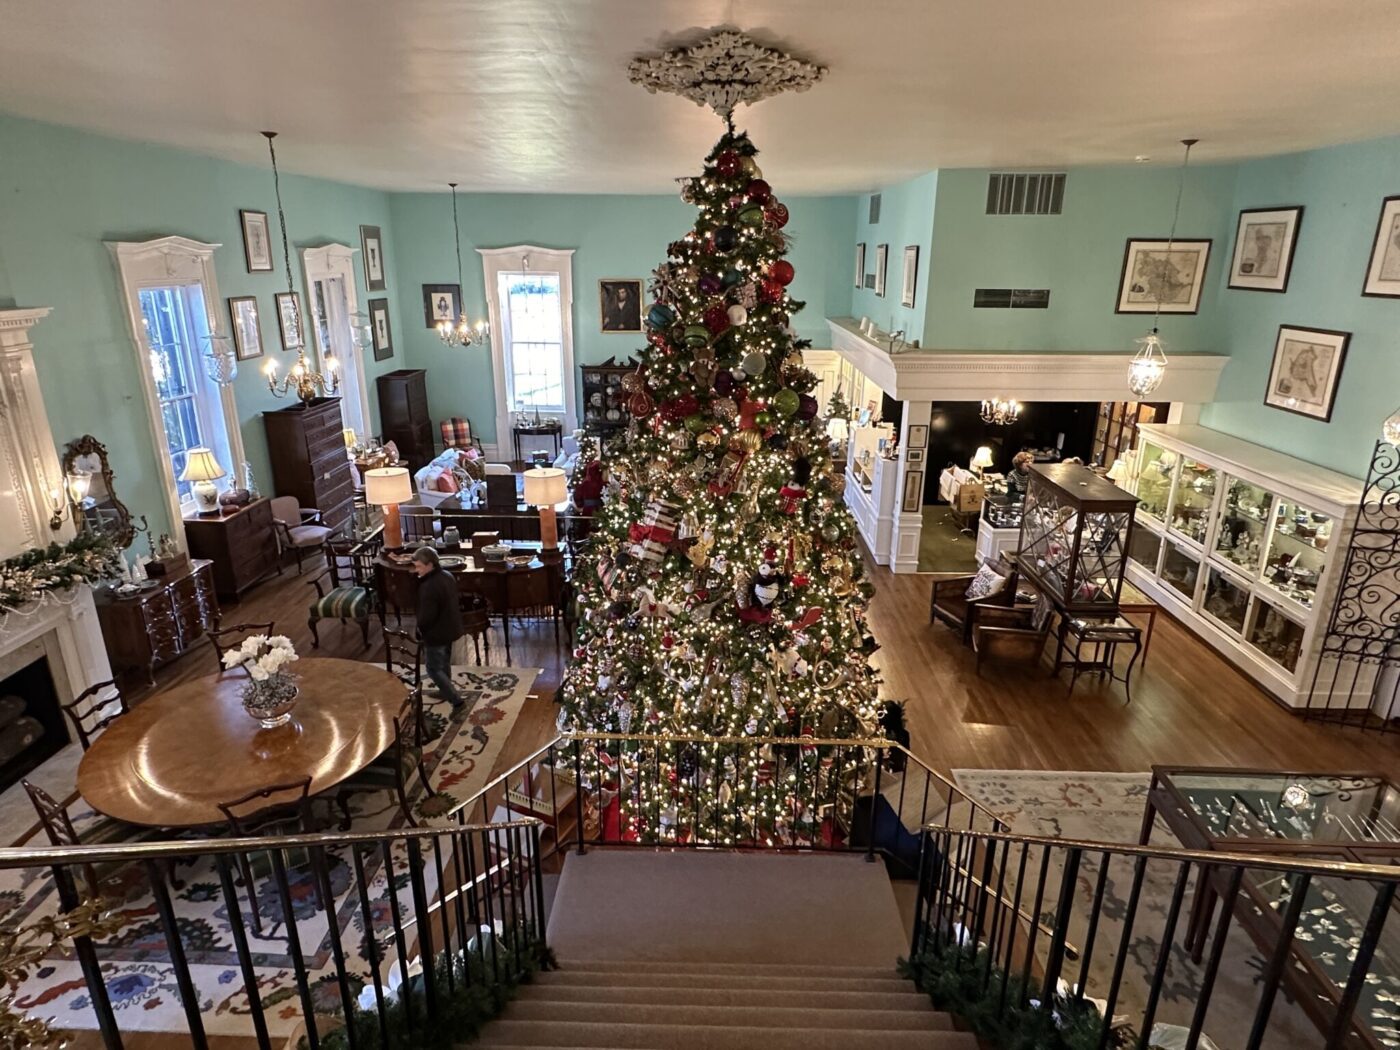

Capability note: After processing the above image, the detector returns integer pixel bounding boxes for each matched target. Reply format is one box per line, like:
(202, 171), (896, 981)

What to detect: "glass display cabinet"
(1160, 541), (1201, 603)
(1015, 463), (1138, 615)
(1248, 600), (1306, 673)
(1202, 563), (1251, 635)
(1263, 499), (1334, 610)
(1127, 525), (1162, 573)
(1168, 456), (1218, 545)
(1213, 475), (1272, 574)
(1134, 441), (1175, 524)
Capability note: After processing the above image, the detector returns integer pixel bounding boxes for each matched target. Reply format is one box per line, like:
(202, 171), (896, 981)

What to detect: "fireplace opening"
(0, 655), (70, 791)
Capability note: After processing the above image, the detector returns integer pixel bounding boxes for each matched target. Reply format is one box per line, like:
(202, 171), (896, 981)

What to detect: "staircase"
(472, 848), (972, 1048)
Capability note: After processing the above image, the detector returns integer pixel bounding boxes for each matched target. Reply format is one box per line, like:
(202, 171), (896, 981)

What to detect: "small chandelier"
(1127, 138), (1197, 397)
(259, 131), (339, 402)
(203, 334), (238, 387)
(439, 183), (489, 348)
(980, 397), (1021, 426)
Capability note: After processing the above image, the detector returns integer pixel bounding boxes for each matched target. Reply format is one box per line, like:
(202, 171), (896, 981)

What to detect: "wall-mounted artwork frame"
(274, 291), (303, 350)
(854, 242), (866, 289)
(227, 296), (263, 360)
(902, 469), (925, 513)
(369, 297), (393, 361)
(1115, 238), (1212, 314)
(901, 245), (920, 308)
(599, 279), (643, 333)
(1228, 206), (1303, 293)
(422, 284), (461, 329)
(907, 423), (929, 448)
(1263, 324), (1349, 422)
(874, 244), (888, 298)
(1362, 195), (1400, 298)
(239, 210), (273, 273)
(360, 225), (387, 291)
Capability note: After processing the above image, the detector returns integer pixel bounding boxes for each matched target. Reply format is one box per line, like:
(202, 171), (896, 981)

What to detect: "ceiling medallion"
(628, 29), (827, 120)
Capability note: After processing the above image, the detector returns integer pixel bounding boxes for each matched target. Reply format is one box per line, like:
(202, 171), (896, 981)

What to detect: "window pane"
(500, 272), (564, 411)
(139, 285), (207, 503)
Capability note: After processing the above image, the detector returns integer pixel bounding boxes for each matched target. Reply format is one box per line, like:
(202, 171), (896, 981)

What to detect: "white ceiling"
(2, 0), (1399, 195)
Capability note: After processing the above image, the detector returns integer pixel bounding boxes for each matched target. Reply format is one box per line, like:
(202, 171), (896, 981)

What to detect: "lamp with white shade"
(180, 448), (226, 515)
(523, 467), (568, 551)
(970, 446), (994, 475)
(365, 466), (413, 549)
(1105, 458), (1129, 486)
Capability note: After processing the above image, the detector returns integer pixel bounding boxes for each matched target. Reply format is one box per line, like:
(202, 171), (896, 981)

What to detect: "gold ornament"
(712, 397), (739, 423)
(784, 351), (805, 370)
(827, 474), (846, 497)
(696, 430), (721, 451)
(621, 372), (645, 394)
(731, 429), (762, 453)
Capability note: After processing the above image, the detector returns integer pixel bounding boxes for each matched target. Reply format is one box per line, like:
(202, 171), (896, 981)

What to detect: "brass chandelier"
(439, 183), (489, 348)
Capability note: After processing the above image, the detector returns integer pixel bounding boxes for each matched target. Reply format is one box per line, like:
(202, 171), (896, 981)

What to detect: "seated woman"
(1006, 450), (1035, 499)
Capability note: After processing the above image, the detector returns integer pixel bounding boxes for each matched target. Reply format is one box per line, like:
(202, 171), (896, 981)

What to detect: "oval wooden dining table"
(77, 658), (406, 828)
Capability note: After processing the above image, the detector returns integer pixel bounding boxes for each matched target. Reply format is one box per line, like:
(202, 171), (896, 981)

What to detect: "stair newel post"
(573, 737), (586, 855)
(1039, 846), (1081, 1005)
(867, 745), (884, 862)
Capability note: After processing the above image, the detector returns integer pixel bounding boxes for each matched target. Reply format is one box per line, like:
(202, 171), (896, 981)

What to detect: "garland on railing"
(0, 532), (119, 615)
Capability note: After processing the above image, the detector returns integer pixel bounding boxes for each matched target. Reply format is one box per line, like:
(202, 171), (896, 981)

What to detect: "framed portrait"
(599, 279), (643, 333)
(422, 284), (461, 329)
(1228, 206), (1303, 292)
(854, 243), (866, 289)
(227, 296), (263, 360)
(1362, 195), (1400, 298)
(369, 297), (393, 361)
(239, 210), (273, 273)
(360, 225), (387, 291)
(274, 292), (303, 350)
(901, 245), (920, 308)
(874, 244), (889, 298)
(1263, 325), (1349, 422)
(1115, 239), (1212, 314)
(902, 469), (925, 513)
(906, 424), (928, 448)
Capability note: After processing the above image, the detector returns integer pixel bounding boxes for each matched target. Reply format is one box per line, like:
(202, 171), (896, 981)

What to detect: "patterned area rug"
(952, 769), (1317, 1049)
(1, 665), (536, 1041)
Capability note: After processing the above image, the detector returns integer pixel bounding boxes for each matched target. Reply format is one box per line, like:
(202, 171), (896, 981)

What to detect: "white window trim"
(301, 242), (371, 436)
(477, 246), (577, 454)
(107, 235), (243, 544)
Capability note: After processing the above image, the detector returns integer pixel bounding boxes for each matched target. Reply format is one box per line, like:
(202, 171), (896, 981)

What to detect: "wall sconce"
(48, 472), (93, 529)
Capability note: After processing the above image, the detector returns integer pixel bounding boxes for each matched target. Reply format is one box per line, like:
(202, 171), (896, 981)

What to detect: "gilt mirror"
(62, 435), (135, 549)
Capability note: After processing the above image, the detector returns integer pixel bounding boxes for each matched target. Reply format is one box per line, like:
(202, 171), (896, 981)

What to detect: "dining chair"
(59, 680), (128, 751)
(307, 542), (377, 649)
(269, 495), (335, 574)
(216, 775), (314, 936)
(208, 620), (277, 670)
(384, 628), (422, 689)
(460, 593), (491, 665)
(23, 779), (170, 897)
(334, 701), (433, 830)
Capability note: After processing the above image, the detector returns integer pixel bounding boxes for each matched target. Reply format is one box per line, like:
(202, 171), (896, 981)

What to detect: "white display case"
(1125, 424), (1370, 709)
(844, 424), (898, 565)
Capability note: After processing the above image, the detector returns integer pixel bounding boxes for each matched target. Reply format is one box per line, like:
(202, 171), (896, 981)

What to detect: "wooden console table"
(94, 560), (219, 691)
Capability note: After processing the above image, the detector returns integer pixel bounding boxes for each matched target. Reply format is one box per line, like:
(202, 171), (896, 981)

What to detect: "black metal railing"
(0, 818), (547, 1050)
(910, 825), (1400, 1050)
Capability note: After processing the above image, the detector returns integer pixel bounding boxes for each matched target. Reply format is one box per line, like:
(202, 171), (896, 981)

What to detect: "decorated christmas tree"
(558, 129), (884, 844)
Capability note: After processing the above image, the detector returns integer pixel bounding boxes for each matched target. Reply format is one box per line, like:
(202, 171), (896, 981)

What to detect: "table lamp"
(1106, 458), (1128, 486)
(179, 447), (226, 515)
(365, 466), (413, 548)
(523, 467), (567, 551)
(826, 416), (849, 447)
(971, 446), (994, 476)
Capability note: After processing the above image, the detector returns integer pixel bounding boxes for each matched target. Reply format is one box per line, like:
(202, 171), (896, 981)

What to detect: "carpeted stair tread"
(533, 969), (912, 992)
(556, 959), (908, 979)
(503, 1001), (952, 1030)
(514, 984), (930, 1010)
(471, 1020), (974, 1049)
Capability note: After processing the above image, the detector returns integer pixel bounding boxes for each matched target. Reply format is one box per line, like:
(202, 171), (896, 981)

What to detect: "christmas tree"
(559, 130), (882, 844)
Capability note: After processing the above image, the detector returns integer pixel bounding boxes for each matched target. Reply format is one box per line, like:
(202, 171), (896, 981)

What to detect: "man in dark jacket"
(412, 547), (464, 710)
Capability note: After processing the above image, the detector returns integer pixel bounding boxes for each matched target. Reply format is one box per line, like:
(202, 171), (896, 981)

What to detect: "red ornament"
(662, 632), (675, 650)
(660, 394), (700, 422)
(758, 279), (784, 304)
(765, 202), (790, 228)
(746, 179), (772, 203)
(628, 391), (654, 418)
(702, 304), (730, 335)
(715, 150), (741, 177)
(769, 260), (795, 286)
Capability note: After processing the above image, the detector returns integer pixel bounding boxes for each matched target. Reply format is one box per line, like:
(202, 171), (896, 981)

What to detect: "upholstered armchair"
(440, 416), (484, 454)
(972, 596), (1053, 675)
(929, 557), (1019, 645)
(270, 495), (335, 573)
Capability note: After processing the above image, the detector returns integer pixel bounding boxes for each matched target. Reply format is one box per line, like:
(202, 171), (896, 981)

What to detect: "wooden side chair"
(23, 779), (169, 897)
(334, 702), (434, 830)
(209, 620), (277, 669)
(269, 496), (335, 574)
(384, 628), (422, 686)
(59, 680), (128, 751)
(216, 776), (314, 936)
(929, 557), (1020, 646)
(460, 593), (491, 665)
(972, 595), (1054, 676)
(307, 543), (377, 649)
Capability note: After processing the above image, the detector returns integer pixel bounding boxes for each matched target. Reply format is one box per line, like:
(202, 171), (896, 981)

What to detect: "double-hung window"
(498, 272), (565, 415)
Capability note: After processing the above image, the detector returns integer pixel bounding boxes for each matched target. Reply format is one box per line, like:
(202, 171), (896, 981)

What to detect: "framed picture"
(360, 225), (386, 291)
(1362, 195), (1400, 298)
(854, 243), (866, 289)
(902, 470), (925, 513)
(369, 297), (393, 361)
(274, 292), (303, 350)
(422, 284), (461, 329)
(874, 244), (888, 298)
(907, 424), (928, 448)
(1115, 239), (1211, 314)
(227, 296), (263, 360)
(599, 279), (643, 333)
(1263, 325), (1349, 422)
(901, 245), (920, 308)
(906, 448), (925, 466)
(239, 210), (273, 273)
(1228, 207), (1303, 292)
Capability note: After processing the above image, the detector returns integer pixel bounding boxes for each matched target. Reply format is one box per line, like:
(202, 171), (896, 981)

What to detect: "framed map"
(1263, 325), (1349, 422)
(1362, 195), (1400, 298)
(1228, 206), (1303, 293)
(1115, 239), (1212, 314)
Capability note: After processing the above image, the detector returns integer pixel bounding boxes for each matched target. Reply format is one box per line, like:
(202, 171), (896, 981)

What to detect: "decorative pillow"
(965, 563), (1007, 601)
(434, 469), (459, 494)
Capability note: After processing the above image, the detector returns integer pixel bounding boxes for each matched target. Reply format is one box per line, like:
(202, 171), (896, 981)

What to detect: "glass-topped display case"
(1168, 456), (1217, 545)
(1263, 498), (1334, 609)
(981, 493), (1023, 530)
(1134, 441), (1175, 523)
(1015, 463), (1138, 615)
(1213, 475), (1272, 574)
(1202, 564), (1250, 634)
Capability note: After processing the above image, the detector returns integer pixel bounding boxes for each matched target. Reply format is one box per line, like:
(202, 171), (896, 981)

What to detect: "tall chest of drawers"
(262, 398), (355, 535)
(376, 369), (434, 470)
(95, 560), (219, 691)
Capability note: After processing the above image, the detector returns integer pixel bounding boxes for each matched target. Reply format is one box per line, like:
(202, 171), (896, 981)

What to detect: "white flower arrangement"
(222, 634), (298, 682)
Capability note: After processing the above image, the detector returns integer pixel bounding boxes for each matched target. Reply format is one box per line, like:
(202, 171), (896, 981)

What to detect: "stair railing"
(911, 824), (1400, 1050)
(0, 818), (547, 1050)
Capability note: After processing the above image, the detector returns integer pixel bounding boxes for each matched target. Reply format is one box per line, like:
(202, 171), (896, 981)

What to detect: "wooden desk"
(76, 658), (404, 828)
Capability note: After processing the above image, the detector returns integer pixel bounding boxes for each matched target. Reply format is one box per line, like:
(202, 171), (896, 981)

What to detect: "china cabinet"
(1124, 424), (1369, 709)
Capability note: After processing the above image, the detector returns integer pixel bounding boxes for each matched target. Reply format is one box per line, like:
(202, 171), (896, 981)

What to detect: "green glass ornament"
(683, 325), (710, 348)
(753, 410), (772, 427)
(684, 413), (711, 434)
(772, 389), (800, 417)
(738, 204), (765, 227)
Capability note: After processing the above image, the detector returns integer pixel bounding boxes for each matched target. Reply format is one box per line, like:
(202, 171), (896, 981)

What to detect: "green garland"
(0, 532), (119, 614)
(901, 943), (1132, 1050)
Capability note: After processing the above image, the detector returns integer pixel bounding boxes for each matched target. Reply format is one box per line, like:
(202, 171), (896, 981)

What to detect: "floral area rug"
(951, 769), (1319, 1050)
(0, 665), (535, 1042)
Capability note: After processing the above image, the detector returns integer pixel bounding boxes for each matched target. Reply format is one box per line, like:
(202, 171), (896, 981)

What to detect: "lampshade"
(178, 447), (226, 483)
(523, 467), (567, 507)
(971, 446), (995, 470)
(1106, 458), (1128, 484)
(343, 427), (358, 449)
(364, 466), (412, 506)
(826, 416), (849, 443)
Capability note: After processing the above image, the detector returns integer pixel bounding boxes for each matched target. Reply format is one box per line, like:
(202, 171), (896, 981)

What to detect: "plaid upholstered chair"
(307, 542), (377, 649)
(440, 417), (484, 454)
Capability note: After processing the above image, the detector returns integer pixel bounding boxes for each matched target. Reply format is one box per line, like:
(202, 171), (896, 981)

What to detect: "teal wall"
(922, 165), (1238, 352)
(387, 191), (855, 442)
(0, 113), (405, 545)
(1199, 136), (1400, 475)
(849, 173), (937, 343)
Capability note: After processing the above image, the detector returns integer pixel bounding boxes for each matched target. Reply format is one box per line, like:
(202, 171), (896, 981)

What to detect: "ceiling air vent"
(869, 193), (881, 224)
(973, 288), (1051, 309)
(985, 173), (1065, 215)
